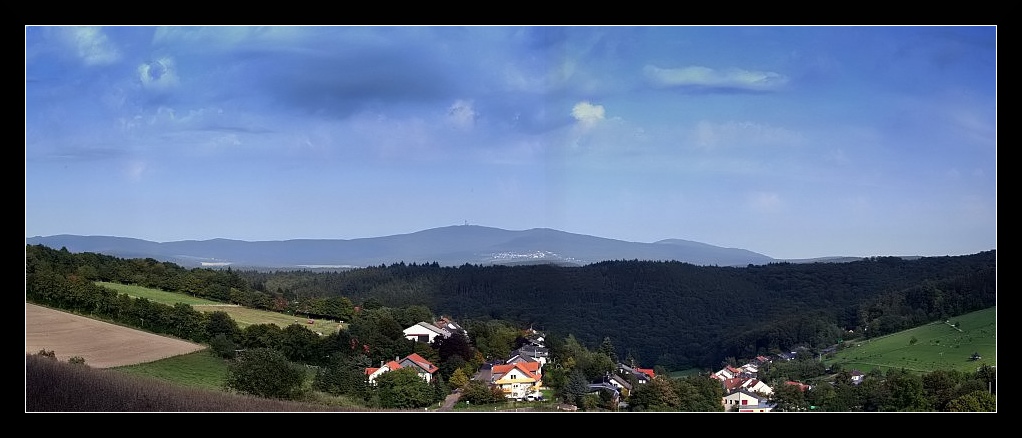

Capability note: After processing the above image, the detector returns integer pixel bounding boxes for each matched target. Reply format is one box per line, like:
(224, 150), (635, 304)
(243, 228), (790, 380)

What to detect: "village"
(360, 316), (865, 412)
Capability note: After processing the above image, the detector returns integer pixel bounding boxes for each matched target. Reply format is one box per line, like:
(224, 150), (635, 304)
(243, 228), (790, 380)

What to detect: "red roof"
(636, 367), (655, 379)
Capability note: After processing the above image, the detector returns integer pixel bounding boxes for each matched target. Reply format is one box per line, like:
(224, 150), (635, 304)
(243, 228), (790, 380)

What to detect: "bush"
(224, 348), (306, 400)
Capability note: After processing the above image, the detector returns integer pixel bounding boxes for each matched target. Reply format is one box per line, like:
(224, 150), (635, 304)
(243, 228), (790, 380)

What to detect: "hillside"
(27, 225), (785, 268)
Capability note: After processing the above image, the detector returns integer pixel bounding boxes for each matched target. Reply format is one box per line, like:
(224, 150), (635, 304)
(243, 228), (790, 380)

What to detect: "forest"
(26, 244), (996, 371)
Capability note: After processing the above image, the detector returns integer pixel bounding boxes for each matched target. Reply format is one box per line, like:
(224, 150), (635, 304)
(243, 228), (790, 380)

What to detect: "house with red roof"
(365, 353), (439, 385)
(490, 361), (543, 400)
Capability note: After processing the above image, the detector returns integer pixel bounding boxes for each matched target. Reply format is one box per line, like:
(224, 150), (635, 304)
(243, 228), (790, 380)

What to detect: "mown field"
(97, 281), (345, 335)
(827, 306), (996, 374)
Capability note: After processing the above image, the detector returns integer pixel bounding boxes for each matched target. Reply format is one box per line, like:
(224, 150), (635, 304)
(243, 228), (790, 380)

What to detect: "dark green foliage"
(224, 348), (306, 400)
(280, 324), (323, 363)
(562, 370), (590, 406)
(946, 390), (996, 412)
(460, 379), (503, 405)
(204, 311), (242, 344)
(208, 333), (238, 359)
(374, 367), (435, 409)
(626, 377), (680, 411)
(312, 353), (371, 400)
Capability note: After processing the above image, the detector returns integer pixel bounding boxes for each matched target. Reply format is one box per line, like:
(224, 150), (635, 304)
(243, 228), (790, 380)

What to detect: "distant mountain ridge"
(25, 225), (844, 269)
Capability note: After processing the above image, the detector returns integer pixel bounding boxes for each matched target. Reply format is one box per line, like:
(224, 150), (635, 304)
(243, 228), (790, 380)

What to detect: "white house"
(722, 388), (775, 412)
(403, 321), (450, 343)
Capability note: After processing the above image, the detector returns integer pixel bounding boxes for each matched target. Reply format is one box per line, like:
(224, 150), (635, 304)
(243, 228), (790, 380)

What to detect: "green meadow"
(114, 350), (228, 391)
(828, 306), (996, 375)
(97, 281), (225, 306)
(96, 281), (345, 334)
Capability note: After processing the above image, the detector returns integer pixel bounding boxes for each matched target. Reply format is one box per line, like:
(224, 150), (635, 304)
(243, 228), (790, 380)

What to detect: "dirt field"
(25, 303), (206, 368)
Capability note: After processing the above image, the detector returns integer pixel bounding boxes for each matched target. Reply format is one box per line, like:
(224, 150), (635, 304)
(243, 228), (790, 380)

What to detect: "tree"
(597, 337), (619, 364)
(431, 373), (450, 404)
(562, 370), (590, 407)
(461, 379), (501, 404)
(313, 353), (371, 401)
(209, 333), (239, 359)
(204, 310), (242, 344)
(449, 367), (470, 389)
(770, 382), (808, 412)
(627, 376), (681, 411)
(884, 368), (929, 411)
(224, 348), (306, 400)
(374, 367), (435, 409)
(280, 323), (322, 363)
(946, 390), (996, 412)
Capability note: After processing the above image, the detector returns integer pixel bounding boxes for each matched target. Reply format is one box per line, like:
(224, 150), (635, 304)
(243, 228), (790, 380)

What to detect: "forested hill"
(237, 252), (995, 369)
(26, 244), (995, 371)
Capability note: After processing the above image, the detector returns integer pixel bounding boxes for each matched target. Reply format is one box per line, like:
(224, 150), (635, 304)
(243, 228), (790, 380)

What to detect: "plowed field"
(25, 303), (206, 368)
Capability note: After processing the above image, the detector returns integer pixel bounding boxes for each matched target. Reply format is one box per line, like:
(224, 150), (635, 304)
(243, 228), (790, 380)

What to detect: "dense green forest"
(26, 244), (995, 371)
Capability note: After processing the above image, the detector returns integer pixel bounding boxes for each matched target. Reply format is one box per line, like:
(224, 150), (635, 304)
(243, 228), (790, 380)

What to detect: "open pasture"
(829, 307), (996, 374)
(97, 281), (344, 334)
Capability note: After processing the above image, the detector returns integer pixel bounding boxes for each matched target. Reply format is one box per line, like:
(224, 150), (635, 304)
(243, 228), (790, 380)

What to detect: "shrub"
(224, 348), (306, 400)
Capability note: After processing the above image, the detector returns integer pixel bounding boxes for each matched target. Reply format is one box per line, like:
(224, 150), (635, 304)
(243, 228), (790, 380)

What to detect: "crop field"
(25, 303), (206, 368)
(828, 306), (996, 374)
(96, 281), (345, 334)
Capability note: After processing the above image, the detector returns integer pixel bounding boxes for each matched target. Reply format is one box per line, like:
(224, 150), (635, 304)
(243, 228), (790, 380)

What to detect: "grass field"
(97, 281), (225, 306)
(114, 350), (229, 391)
(97, 281), (345, 335)
(828, 306), (996, 374)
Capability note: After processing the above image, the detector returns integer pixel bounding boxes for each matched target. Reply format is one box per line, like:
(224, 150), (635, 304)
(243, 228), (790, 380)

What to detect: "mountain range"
(25, 225), (861, 269)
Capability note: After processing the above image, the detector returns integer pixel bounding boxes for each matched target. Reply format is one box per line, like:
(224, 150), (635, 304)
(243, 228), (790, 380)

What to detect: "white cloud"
(138, 57), (180, 92)
(447, 100), (477, 129)
(644, 65), (788, 91)
(571, 101), (605, 128)
(63, 27), (120, 66)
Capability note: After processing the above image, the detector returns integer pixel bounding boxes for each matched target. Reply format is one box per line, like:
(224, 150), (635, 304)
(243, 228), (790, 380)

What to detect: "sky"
(25, 26), (997, 260)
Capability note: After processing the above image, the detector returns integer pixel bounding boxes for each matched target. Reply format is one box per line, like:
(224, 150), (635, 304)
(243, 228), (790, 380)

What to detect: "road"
(438, 389), (462, 411)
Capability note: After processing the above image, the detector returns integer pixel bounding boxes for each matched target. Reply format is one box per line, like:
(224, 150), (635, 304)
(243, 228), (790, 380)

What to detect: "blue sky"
(25, 26), (996, 260)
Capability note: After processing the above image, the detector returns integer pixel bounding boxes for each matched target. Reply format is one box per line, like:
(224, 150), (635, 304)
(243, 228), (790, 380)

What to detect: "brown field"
(25, 303), (206, 368)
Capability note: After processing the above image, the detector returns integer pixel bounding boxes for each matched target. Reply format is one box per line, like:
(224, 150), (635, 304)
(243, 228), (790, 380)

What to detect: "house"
(712, 365), (742, 381)
(514, 344), (550, 362)
(777, 351), (798, 361)
(523, 327), (546, 346)
(506, 352), (545, 376)
(785, 381), (811, 392)
(607, 373), (633, 396)
(618, 363), (654, 384)
(434, 316), (469, 340)
(717, 375), (772, 395)
(365, 353), (439, 385)
(490, 362), (543, 400)
(722, 388), (775, 412)
(741, 378), (773, 395)
(587, 382), (622, 407)
(850, 369), (865, 385)
(403, 321), (451, 343)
